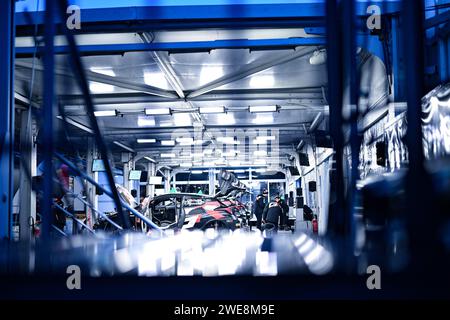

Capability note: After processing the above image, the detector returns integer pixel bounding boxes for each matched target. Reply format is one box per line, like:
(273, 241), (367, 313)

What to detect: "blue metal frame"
(55, 153), (162, 232)
(16, 37), (326, 57)
(0, 0), (15, 240)
(41, 0), (56, 239)
(14, 1), (403, 36)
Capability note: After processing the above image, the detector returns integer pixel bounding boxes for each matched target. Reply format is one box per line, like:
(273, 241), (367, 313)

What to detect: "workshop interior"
(1, 0), (450, 299)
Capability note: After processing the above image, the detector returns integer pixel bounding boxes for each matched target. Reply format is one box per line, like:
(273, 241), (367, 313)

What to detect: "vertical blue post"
(0, 0), (15, 240)
(42, 0), (56, 238)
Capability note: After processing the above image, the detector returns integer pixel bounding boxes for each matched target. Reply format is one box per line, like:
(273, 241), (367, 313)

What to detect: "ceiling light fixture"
(216, 137), (240, 144)
(93, 110), (117, 117)
(199, 106), (225, 114)
(145, 108), (171, 115)
(254, 150), (267, 157)
(137, 116), (156, 127)
(137, 138), (156, 144)
(249, 105), (278, 113)
(161, 153), (176, 158)
(161, 140), (176, 146)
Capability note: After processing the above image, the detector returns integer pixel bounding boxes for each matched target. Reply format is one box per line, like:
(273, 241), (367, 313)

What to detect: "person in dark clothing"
(253, 194), (265, 230)
(279, 197), (290, 228)
(303, 204), (314, 221)
(262, 196), (283, 231)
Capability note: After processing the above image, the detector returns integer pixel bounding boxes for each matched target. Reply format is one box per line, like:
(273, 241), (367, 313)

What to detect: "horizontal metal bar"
(15, 2), (402, 24)
(53, 202), (96, 235)
(55, 153), (162, 233)
(16, 38), (326, 57)
(424, 9), (450, 29)
(52, 224), (67, 237)
(70, 192), (123, 231)
(59, 88), (325, 105)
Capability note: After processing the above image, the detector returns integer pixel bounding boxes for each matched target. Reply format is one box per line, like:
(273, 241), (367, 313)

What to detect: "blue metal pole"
(325, 0), (346, 239)
(0, 0), (15, 240)
(41, 0), (56, 239)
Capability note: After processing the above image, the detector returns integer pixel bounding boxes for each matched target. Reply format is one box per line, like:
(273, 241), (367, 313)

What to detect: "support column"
(19, 110), (37, 241)
(164, 169), (171, 193)
(208, 169), (216, 196)
(0, 0), (15, 240)
(146, 162), (156, 197)
(122, 152), (132, 190)
(86, 138), (98, 229)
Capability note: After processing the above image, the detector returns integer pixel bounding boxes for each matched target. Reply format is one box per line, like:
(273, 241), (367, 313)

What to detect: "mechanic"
(253, 194), (266, 230)
(279, 196), (290, 229)
(261, 196), (284, 232)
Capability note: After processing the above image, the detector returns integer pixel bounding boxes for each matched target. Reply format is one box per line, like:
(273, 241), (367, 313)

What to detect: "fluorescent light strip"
(191, 170), (203, 174)
(161, 153), (176, 158)
(94, 110), (117, 117)
(145, 108), (171, 115)
(137, 139), (156, 144)
(249, 105), (278, 113)
(161, 140), (176, 146)
(199, 106), (225, 114)
(254, 150), (267, 157)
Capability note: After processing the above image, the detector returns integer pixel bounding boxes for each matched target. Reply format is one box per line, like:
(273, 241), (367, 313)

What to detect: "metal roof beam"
(187, 46), (320, 99)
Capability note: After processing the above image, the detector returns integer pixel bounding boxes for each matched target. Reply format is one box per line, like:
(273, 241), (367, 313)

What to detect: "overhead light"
(256, 136), (276, 141)
(137, 116), (156, 127)
(255, 168), (266, 173)
(161, 153), (176, 158)
(93, 110), (117, 117)
(89, 81), (114, 93)
(144, 72), (168, 89)
(222, 150), (238, 157)
(229, 160), (241, 166)
(137, 138), (156, 144)
(217, 137), (240, 144)
(191, 170), (203, 174)
(233, 169), (245, 173)
(145, 108), (171, 115)
(249, 75), (274, 88)
(249, 105), (278, 113)
(161, 140), (176, 146)
(200, 66), (224, 85)
(90, 68), (116, 77)
(199, 106), (225, 114)
(144, 156), (156, 163)
(113, 141), (135, 153)
(176, 137), (194, 145)
(254, 150), (267, 157)
(180, 163), (192, 168)
(254, 159), (267, 165)
(191, 153), (203, 158)
(173, 113), (191, 126)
